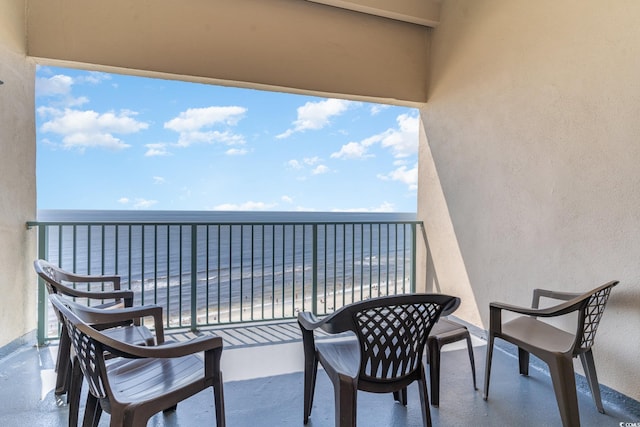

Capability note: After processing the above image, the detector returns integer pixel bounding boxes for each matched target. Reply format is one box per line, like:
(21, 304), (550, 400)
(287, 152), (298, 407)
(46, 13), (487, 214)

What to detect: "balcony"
(7, 212), (638, 426)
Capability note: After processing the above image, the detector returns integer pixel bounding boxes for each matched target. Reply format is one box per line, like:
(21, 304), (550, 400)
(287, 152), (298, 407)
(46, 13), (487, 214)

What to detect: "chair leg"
(303, 356), (318, 423)
(55, 329), (71, 397)
(579, 350), (604, 414)
(393, 387), (408, 405)
(483, 333), (495, 400)
(518, 348), (530, 376)
(82, 393), (102, 427)
(68, 357), (83, 427)
(334, 375), (357, 427)
(464, 332), (477, 390)
(163, 404), (177, 413)
(417, 366), (433, 427)
(548, 356), (580, 427)
(213, 371), (226, 427)
(428, 340), (442, 407)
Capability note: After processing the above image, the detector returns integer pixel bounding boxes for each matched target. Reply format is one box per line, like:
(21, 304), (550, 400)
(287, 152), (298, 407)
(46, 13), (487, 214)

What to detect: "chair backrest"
(34, 259), (69, 296)
(334, 294), (457, 383)
(575, 281), (618, 354)
(34, 258), (129, 306)
(35, 259), (119, 297)
(49, 294), (110, 400)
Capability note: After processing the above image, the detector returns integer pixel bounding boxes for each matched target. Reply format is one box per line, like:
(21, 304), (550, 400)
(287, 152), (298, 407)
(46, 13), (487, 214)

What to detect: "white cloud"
(287, 160), (302, 169)
(117, 197), (158, 209)
(39, 108), (148, 151)
(36, 72), (109, 107)
(145, 143), (171, 157)
(36, 75), (74, 97)
(164, 106), (247, 148)
(281, 195), (294, 204)
(370, 105), (390, 115)
(277, 98), (356, 138)
(330, 141), (371, 159)
(377, 164), (418, 190)
(287, 157), (323, 170)
(165, 106), (246, 132)
(133, 198), (158, 209)
(77, 72), (112, 85)
(312, 165), (330, 175)
(380, 113), (419, 158)
(226, 148), (248, 156)
(153, 176), (165, 184)
(213, 201), (277, 211)
(331, 112), (418, 160)
(175, 130), (245, 148)
(332, 202), (396, 213)
(36, 74), (89, 107)
(303, 157), (321, 165)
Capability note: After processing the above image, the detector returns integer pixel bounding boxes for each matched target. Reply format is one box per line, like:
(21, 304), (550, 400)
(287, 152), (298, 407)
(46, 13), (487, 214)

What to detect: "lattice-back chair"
(483, 280), (618, 427)
(298, 293), (458, 427)
(34, 259), (154, 400)
(50, 294), (225, 427)
(59, 296), (166, 426)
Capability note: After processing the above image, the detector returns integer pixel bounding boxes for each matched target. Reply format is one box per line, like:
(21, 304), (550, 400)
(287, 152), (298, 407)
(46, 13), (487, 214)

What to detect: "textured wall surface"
(0, 0), (37, 348)
(419, 0), (640, 401)
(27, 0), (431, 104)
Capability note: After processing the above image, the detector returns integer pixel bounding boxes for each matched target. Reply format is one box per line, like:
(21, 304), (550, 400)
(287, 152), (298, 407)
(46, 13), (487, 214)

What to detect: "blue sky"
(35, 66), (419, 212)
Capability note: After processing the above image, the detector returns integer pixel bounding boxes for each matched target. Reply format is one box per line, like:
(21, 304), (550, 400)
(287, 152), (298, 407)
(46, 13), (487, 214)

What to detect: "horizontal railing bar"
(28, 220), (422, 227)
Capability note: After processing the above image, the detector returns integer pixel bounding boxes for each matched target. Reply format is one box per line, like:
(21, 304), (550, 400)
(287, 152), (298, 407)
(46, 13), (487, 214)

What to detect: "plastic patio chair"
(390, 297), (477, 408)
(298, 293), (458, 427)
(483, 280), (618, 427)
(34, 259), (157, 400)
(58, 296), (167, 426)
(50, 293), (226, 427)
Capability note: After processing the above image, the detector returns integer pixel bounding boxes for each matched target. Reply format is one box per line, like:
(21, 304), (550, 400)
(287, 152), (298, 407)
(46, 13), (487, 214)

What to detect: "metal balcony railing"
(29, 212), (421, 345)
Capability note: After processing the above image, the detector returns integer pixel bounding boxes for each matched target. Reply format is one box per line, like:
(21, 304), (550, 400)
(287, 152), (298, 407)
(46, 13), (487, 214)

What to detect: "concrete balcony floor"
(1, 321), (637, 426)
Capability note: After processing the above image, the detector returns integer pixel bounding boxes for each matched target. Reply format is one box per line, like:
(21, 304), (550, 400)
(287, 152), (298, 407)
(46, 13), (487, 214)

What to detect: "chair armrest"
(73, 303), (165, 344)
(59, 288), (135, 307)
(532, 288), (581, 308)
(99, 333), (223, 359)
(490, 299), (583, 318)
(297, 312), (323, 331)
(489, 297), (585, 335)
(60, 270), (122, 290)
(297, 308), (353, 335)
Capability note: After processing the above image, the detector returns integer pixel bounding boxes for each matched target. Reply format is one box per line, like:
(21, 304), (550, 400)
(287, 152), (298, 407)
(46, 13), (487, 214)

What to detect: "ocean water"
(39, 210), (418, 331)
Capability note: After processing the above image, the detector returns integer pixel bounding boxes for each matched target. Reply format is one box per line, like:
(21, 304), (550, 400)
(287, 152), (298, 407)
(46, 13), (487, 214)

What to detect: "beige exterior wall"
(27, 0), (431, 104)
(419, 0), (640, 400)
(0, 0), (37, 348)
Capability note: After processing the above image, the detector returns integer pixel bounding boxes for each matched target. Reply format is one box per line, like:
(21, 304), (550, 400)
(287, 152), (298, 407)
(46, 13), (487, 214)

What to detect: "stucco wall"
(0, 0), (37, 348)
(27, 0), (431, 104)
(419, 0), (640, 400)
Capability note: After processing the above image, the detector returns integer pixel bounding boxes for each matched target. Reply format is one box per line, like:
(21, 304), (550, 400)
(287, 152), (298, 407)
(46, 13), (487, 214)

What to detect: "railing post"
(411, 223), (417, 293)
(312, 224), (318, 315)
(190, 225), (198, 332)
(37, 225), (47, 346)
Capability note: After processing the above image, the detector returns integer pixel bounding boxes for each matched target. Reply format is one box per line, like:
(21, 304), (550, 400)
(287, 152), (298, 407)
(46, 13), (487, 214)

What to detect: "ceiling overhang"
(306, 0), (441, 27)
(27, 0), (433, 104)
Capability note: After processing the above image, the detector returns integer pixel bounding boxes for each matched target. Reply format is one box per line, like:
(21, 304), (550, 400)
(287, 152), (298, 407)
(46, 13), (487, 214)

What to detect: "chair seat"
(502, 316), (575, 354)
(430, 318), (468, 340)
(109, 353), (206, 405)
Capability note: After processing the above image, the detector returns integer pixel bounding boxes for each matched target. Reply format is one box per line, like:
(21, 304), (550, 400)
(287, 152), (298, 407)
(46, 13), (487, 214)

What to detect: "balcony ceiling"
(26, 0), (437, 105)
